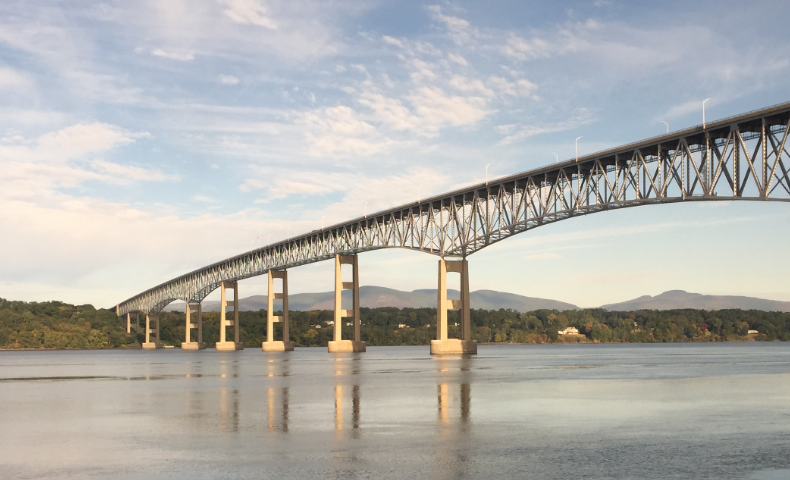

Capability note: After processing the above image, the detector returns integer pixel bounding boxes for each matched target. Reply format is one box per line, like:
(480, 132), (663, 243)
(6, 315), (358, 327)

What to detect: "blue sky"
(2, 0), (790, 308)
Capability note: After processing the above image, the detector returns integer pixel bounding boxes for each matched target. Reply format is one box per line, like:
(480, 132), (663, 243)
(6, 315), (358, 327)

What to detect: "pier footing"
(430, 339), (477, 355)
(328, 340), (366, 353)
(216, 341), (244, 351)
(262, 341), (295, 352)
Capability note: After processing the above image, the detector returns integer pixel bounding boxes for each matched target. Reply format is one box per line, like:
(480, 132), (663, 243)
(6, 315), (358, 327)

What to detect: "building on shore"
(558, 326), (580, 336)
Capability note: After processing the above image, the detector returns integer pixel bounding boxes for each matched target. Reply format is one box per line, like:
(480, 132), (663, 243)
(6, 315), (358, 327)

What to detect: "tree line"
(1, 297), (789, 349)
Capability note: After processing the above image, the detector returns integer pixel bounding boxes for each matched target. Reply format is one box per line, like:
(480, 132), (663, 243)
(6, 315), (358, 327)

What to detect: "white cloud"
(497, 113), (593, 146)
(151, 48), (195, 61)
(239, 178), (265, 192)
(486, 76), (537, 97)
(0, 123), (172, 199)
(34, 123), (147, 162)
(449, 75), (494, 97)
(220, 0), (278, 29)
(91, 160), (179, 184)
(405, 57), (436, 83)
(496, 124), (517, 135)
(358, 92), (420, 131)
(301, 105), (389, 157)
(447, 53), (468, 66)
(382, 35), (403, 47)
(408, 86), (489, 134)
(219, 74), (240, 85)
(501, 34), (551, 60)
(425, 5), (475, 45)
(0, 66), (31, 90)
(245, 166), (449, 207)
(663, 98), (711, 121)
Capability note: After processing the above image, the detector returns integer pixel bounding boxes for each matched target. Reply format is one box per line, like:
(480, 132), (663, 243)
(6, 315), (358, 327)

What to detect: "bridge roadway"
(116, 101), (790, 354)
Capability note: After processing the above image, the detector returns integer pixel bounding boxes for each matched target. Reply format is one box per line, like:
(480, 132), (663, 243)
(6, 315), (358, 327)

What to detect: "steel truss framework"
(117, 102), (790, 316)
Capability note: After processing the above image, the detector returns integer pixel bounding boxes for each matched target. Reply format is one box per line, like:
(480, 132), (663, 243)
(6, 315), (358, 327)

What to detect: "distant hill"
(601, 290), (790, 312)
(164, 286), (578, 313)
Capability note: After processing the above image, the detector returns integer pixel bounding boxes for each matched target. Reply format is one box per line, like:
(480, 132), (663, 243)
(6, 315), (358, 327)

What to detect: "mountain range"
(600, 290), (790, 312)
(164, 286), (577, 312)
(162, 287), (790, 313)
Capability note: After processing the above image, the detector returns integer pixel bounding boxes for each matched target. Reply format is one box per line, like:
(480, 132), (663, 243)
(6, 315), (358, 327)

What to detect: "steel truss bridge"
(117, 101), (790, 316)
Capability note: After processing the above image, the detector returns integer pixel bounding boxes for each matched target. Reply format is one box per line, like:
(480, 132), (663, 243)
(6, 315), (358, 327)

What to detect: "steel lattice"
(117, 102), (790, 315)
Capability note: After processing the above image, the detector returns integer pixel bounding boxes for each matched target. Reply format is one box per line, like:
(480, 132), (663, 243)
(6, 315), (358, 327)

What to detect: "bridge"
(116, 101), (790, 354)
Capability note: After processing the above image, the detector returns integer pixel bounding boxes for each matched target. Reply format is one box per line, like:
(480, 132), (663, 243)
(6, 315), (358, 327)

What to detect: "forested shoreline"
(1, 297), (789, 350)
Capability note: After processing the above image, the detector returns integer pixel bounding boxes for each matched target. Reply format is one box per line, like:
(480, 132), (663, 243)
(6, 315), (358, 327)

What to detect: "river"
(1, 343), (789, 479)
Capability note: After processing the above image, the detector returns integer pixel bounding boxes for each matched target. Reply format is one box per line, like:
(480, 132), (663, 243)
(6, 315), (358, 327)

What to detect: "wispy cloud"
(221, 0), (278, 29)
(218, 74), (239, 85)
(496, 112), (594, 146)
(151, 48), (195, 61)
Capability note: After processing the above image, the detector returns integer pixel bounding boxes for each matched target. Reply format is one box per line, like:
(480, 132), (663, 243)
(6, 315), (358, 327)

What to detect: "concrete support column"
(183, 302), (206, 350)
(125, 313), (131, 334)
(431, 258), (477, 355)
(262, 270), (294, 351)
(142, 313), (162, 349)
(216, 281), (243, 351)
(328, 254), (366, 353)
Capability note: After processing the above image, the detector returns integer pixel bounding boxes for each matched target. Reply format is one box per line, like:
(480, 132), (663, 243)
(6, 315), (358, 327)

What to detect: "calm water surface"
(1, 343), (790, 479)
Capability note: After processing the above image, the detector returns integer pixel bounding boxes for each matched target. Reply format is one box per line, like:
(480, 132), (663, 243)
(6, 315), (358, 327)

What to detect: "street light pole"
(485, 163), (491, 185)
(703, 98), (711, 128)
(661, 121), (669, 134)
(364, 201), (369, 218)
(575, 137), (583, 162)
(552, 152), (559, 163)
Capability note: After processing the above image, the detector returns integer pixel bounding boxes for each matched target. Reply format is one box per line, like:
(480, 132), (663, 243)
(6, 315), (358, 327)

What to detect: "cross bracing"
(117, 101), (790, 316)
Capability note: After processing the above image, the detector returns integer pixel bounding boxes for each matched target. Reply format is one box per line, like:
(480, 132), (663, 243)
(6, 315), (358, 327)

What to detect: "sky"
(2, 0), (790, 309)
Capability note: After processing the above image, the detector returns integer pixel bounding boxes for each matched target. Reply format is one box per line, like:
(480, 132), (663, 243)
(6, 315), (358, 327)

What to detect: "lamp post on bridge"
(575, 136), (583, 162)
(703, 98), (711, 128)
(661, 121), (669, 134)
(485, 163), (491, 185)
(552, 152), (559, 163)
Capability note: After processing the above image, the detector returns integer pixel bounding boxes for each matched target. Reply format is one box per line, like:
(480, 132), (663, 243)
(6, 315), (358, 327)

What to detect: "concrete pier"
(142, 313), (162, 349)
(328, 254), (366, 353)
(430, 258), (477, 355)
(216, 280), (243, 351)
(125, 312), (139, 334)
(262, 270), (294, 351)
(182, 302), (206, 350)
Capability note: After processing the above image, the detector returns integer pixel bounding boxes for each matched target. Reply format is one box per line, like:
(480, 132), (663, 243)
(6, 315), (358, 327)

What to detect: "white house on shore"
(558, 326), (580, 336)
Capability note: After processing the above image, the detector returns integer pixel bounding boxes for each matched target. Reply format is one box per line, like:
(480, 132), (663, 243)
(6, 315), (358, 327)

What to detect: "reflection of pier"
(219, 362), (239, 433)
(334, 384), (361, 439)
(267, 387), (289, 433)
(264, 356), (290, 434)
(332, 355), (362, 438)
(435, 358), (472, 478)
(437, 383), (471, 429)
